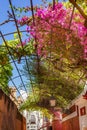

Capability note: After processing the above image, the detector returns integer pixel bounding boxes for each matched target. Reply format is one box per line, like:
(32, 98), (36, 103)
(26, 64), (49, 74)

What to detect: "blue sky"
(0, 0), (51, 41)
(0, 0), (52, 95)
(0, 0), (64, 96)
(0, 0), (64, 41)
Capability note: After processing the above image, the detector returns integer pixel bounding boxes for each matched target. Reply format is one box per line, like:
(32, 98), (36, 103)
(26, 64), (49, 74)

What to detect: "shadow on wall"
(0, 89), (26, 130)
(1, 114), (15, 130)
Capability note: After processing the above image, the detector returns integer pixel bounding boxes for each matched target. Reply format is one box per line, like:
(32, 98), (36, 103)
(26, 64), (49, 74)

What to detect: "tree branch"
(0, 19), (14, 26)
(69, 0), (87, 19)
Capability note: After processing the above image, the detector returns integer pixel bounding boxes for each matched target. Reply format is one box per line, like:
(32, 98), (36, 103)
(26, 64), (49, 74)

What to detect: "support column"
(52, 111), (62, 130)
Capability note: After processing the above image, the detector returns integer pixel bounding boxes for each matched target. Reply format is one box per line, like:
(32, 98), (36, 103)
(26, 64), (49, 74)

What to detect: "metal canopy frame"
(0, 0), (76, 103)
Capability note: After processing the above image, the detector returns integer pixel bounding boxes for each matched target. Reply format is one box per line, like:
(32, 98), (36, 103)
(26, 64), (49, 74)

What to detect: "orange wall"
(0, 89), (26, 130)
(62, 116), (79, 130)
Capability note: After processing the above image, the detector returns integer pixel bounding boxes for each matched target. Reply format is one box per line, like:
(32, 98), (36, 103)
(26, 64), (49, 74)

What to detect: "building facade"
(62, 86), (87, 130)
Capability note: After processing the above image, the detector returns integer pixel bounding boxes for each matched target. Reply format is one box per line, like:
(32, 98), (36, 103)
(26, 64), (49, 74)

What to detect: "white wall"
(62, 96), (87, 130)
(77, 100), (87, 130)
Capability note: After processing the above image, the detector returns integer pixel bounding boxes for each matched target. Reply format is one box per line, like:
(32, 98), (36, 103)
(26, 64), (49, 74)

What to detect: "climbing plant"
(0, 45), (13, 94)
(16, 1), (87, 110)
(0, 0), (87, 111)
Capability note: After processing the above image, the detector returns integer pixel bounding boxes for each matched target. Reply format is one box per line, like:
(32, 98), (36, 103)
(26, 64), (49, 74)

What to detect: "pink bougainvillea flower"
(18, 2), (87, 60)
(17, 16), (29, 25)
